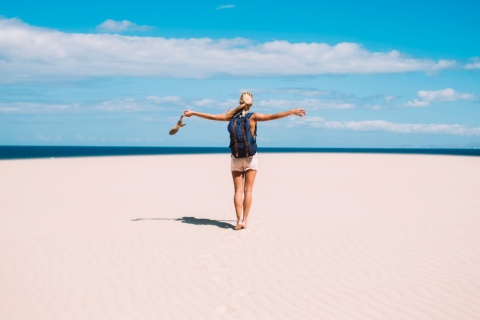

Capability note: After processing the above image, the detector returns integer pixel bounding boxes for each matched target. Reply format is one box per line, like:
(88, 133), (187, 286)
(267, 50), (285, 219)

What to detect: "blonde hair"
(225, 104), (250, 119)
(225, 91), (253, 120)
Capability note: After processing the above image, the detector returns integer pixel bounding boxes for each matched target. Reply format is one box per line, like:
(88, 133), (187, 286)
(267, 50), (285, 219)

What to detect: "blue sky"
(1, 0), (479, 148)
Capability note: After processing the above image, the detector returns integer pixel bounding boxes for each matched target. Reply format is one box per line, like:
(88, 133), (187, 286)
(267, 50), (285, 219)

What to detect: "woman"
(183, 92), (306, 230)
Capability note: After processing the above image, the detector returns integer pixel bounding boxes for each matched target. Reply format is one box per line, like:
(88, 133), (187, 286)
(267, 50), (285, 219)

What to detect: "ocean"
(1, 146), (479, 160)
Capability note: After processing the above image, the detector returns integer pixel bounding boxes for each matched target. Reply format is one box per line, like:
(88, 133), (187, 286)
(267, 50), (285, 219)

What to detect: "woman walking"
(183, 92), (306, 230)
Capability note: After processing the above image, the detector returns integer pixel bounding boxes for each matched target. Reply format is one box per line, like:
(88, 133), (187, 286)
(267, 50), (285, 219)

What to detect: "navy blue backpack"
(228, 112), (257, 158)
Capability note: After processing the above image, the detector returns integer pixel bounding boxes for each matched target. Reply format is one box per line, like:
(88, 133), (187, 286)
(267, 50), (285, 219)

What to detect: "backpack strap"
(246, 112), (256, 140)
(241, 117), (249, 157)
(231, 119), (239, 157)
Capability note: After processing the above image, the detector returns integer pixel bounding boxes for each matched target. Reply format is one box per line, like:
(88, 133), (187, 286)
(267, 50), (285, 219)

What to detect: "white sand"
(1, 153), (479, 320)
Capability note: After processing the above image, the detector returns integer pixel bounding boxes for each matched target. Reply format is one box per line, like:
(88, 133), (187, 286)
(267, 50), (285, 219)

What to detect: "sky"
(1, 0), (479, 148)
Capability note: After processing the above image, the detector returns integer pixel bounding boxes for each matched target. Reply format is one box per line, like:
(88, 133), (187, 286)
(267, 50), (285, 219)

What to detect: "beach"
(1, 153), (479, 319)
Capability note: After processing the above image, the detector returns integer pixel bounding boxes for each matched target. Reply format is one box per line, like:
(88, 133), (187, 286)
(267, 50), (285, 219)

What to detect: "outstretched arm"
(253, 108), (306, 121)
(183, 110), (227, 121)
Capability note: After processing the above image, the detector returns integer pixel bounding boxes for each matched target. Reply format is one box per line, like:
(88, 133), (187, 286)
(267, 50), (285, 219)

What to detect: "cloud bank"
(304, 117), (480, 136)
(404, 88), (477, 107)
(0, 17), (456, 83)
(2, 96), (479, 137)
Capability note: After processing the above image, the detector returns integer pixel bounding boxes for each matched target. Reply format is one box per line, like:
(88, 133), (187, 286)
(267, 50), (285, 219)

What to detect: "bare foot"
(235, 220), (244, 231)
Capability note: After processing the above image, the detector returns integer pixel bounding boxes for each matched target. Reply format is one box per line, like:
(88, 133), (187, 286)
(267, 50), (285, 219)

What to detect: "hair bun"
(239, 91), (253, 106)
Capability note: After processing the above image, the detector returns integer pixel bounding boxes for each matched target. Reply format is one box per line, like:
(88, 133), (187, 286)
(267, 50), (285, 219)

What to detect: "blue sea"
(1, 146), (479, 160)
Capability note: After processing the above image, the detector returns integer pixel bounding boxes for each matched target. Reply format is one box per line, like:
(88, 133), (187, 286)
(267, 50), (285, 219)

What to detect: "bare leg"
(231, 171), (245, 230)
(241, 170), (257, 229)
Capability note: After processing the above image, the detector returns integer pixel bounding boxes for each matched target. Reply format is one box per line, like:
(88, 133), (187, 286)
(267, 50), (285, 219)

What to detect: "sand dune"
(1, 153), (479, 319)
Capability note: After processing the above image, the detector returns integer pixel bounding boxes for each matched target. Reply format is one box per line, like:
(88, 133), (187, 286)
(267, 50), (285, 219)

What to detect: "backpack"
(228, 112), (257, 158)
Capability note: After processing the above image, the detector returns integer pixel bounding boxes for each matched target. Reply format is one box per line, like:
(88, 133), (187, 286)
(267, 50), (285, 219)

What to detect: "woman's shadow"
(132, 216), (235, 230)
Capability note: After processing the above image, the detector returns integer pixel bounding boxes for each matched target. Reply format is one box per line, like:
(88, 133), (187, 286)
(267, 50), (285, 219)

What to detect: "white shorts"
(231, 153), (259, 172)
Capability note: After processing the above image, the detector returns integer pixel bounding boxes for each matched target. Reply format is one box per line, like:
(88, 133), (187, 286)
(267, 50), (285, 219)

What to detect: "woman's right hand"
(292, 108), (307, 117)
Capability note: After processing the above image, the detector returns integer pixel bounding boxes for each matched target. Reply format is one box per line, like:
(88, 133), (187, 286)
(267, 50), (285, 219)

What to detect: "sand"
(1, 153), (479, 320)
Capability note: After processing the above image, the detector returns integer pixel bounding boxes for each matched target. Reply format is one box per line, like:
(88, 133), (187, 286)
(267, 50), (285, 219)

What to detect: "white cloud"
(0, 96), (182, 114)
(216, 4), (235, 10)
(0, 17), (457, 83)
(257, 99), (354, 110)
(404, 99), (430, 107)
(0, 94), (394, 115)
(251, 89), (392, 110)
(465, 57), (480, 70)
(98, 98), (146, 111)
(303, 117), (480, 136)
(384, 95), (395, 102)
(429, 59), (457, 73)
(0, 101), (74, 113)
(0, 106), (20, 113)
(96, 19), (152, 33)
(146, 96), (181, 104)
(404, 88), (477, 107)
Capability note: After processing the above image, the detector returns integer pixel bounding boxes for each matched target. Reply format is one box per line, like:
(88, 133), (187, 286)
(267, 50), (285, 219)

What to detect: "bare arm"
(253, 108), (306, 121)
(183, 110), (227, 121)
